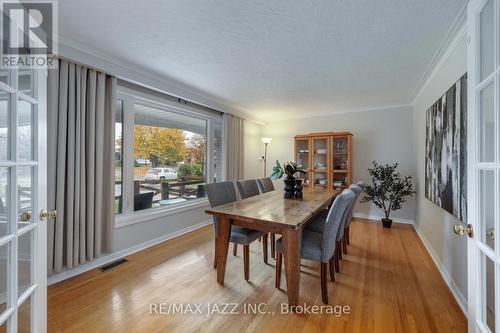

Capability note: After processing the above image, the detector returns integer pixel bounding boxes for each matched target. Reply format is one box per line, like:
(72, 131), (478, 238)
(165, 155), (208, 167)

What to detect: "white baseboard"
(413, 224), (468, 316)
(353, 213), (414, 225)
(48, 219), (213, 286)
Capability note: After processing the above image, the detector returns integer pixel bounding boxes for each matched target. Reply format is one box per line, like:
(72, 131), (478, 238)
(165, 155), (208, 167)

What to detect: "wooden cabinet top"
(294, 131), (353, 139)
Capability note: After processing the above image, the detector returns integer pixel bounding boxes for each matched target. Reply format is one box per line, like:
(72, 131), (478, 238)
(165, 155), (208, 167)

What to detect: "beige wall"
(412, 35), (468, 302)
(244, 120), (265, 180)
(261, 106), (416, 221)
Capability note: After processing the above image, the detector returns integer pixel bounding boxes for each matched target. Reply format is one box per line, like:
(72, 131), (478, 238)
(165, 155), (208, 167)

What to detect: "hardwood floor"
(47, 219), (467, 333)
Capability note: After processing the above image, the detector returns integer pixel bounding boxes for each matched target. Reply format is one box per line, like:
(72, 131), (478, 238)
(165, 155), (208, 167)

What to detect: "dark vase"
(294, 179), (303, 199)
(283, 177), (295, 199)
(381, 218), (393, 228)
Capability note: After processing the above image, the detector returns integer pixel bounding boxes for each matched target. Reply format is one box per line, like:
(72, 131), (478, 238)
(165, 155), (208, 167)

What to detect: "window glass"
(115, 100), (123, 214)
(133, 103), (207, 211)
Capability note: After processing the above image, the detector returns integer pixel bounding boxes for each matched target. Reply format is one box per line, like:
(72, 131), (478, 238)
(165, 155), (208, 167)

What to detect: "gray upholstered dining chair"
(306, 183), (363, 258)
(236, 179), (261, 199)
(206, 181), (268, 281)
(275, 189), (355, 304)
(343, 183), (363, 250)
(256, 177), (277, 258)
(257, 177), (275, 193)
(234, 179), (266, 257)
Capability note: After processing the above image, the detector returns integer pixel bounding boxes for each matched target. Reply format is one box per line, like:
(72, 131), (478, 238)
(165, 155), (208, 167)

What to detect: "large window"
(133, 103), (207, 210)
(115, 87), (223, 219)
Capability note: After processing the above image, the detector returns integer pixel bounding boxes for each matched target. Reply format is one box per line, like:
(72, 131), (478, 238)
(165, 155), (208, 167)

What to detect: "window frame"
(114, 85), (223, 228)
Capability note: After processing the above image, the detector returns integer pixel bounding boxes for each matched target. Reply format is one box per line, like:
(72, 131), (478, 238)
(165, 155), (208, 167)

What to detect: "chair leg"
(335, 248), (340, 273)
(262, 233), (268, 264)
(270, 233), (276, 259)
(337, 241), (343, 260)
(321, 262), (328, 304)
(346, 227), (350, 245)
(342, 237), (348, 254)
(329, 257), (335, 281)
(275, 252), (282, 289)
(243, 245), (250, 281)
(233, 243), (237, 256)
(214, 239), (218, 269)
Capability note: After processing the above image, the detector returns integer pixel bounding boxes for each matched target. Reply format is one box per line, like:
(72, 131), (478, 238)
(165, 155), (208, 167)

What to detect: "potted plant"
(271, 160), (306, 199)
(361, 161), (415, 228)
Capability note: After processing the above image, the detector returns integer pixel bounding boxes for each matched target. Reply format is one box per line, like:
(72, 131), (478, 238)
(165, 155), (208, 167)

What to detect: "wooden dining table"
(205, 187), (340, 306)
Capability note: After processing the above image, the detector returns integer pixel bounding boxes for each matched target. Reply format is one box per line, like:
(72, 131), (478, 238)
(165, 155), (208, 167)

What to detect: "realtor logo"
(1, 0), (57, 68)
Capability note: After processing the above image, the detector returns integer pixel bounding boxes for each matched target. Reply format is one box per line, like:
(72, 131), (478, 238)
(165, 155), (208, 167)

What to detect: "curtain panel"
(47, 59), (116, 274)
(223, 113), (244, 181)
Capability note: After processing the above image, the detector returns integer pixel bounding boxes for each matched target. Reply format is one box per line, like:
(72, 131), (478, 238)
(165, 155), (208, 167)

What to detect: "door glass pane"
(480, 170), (495, 249)
(479, 83), (494, 162)
(0, 91), (9, 161)
(0, 69), (7, 86)
(482, 253), (495, 332)
(0, 243), (9, 317)
(17, 167), (32, 227)
(17, 294), (31, 333)
(115, 100), (123, 214)
(0, 168), (8, 238)
(18, 69), (33, 97)
(18, 100), (33, 161)
(18, 230), (32, 296)
(480, 0), (494, 81)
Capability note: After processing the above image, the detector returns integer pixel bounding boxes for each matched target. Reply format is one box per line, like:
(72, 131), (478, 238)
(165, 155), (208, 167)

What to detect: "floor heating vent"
(99, 258), (128, 272)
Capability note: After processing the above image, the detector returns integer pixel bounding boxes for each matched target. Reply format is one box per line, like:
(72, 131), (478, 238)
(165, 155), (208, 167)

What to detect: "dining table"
(205, 187), (340, 306)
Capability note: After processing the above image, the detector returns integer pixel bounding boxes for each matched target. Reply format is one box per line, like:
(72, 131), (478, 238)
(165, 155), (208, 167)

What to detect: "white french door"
(467, 0), (500, 332)
(0, 65), (47, 332)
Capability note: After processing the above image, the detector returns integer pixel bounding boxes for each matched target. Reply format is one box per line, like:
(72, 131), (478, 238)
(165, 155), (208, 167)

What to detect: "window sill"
(114, 198), (209, 229)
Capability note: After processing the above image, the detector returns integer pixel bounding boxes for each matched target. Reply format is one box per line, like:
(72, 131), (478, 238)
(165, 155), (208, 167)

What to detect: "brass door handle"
(453, 224), (473, 238)
(486, 228), (495, 240)
(20, 212), (31, 222)
(40, 209), (57, 221)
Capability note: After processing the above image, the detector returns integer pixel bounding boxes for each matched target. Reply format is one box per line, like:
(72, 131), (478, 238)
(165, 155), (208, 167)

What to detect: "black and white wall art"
(425, 73), (467, 222)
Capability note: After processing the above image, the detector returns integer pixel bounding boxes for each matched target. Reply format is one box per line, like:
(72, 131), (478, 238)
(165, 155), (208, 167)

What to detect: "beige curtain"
(47, 59), (116, 274)
(224, 113), (245, 181)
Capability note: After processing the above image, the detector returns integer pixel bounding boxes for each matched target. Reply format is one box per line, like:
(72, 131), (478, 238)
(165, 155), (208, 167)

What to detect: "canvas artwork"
(425, 73), (467, 222)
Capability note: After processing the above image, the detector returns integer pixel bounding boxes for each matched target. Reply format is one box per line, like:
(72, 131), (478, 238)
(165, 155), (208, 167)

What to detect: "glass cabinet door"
(332, 137), (349, 189)
(295, 139), (311, 186)
(332, 137), (348, 170)
(313, 137), (329, 188)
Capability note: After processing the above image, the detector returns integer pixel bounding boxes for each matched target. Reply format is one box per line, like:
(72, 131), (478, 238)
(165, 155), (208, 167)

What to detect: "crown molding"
(410, 2), (467, 105)
(56, 35), (266, 125)
(265, 103), (413, 122)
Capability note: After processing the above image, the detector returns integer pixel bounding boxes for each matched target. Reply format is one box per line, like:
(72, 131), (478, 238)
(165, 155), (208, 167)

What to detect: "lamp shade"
(261, 137), (272, 144)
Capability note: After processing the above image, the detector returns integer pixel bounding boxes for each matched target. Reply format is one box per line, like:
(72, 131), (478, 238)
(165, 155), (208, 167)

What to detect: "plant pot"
(283, 177), (295, 199)
(294, 179), (303, 199)
(381, 218), (393, 228)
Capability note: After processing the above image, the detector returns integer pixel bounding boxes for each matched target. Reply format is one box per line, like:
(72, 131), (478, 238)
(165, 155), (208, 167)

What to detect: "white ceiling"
(59, 0), (467, 121)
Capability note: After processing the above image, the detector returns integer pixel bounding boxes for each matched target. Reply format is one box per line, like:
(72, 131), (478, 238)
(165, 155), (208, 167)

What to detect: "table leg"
(216, 217), (231, 285)
(282, 227), (302, 306)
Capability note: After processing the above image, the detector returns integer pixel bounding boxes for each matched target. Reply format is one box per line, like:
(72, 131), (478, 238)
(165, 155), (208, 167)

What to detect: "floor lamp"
(261, 137), (272, 177)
